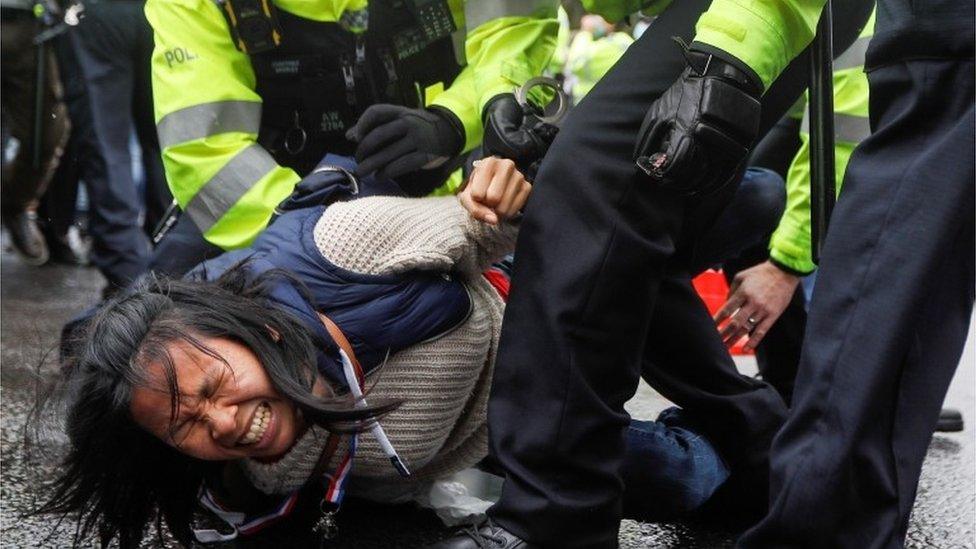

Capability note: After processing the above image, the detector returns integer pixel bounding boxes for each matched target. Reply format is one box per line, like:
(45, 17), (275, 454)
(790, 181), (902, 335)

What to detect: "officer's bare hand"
(713, 260), (800, 351)
(458, 157), (531, 225)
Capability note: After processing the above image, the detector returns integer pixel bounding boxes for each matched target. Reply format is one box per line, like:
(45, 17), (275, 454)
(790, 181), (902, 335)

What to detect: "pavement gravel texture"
(2, 253), (973, 548)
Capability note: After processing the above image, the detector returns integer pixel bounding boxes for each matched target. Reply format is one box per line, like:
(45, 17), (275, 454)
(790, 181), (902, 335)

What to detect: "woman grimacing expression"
(129, 336), (303, 461)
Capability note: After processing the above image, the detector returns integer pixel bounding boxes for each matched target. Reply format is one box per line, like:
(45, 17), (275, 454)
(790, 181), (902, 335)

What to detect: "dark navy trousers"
(739, 25), (976, 549)
(72, 0), (171, 287)
(41, 33), (107, 243)
(484, 0), (874, 546)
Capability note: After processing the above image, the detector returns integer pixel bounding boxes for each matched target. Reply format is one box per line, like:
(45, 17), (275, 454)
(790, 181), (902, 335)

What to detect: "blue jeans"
(621, 408), (730, 521)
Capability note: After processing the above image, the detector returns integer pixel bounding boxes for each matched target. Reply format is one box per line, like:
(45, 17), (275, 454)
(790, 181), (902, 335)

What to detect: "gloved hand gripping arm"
(481, 93), (560, 181)
(347, 104), (465, 181)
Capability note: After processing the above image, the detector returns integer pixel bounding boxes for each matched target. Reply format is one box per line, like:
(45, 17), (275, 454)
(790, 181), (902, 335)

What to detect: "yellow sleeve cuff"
(430, 68), (483, 153)
(769, 219), (816, 275)
(203, 166), (301, 250)
(693, 0), (825, 90)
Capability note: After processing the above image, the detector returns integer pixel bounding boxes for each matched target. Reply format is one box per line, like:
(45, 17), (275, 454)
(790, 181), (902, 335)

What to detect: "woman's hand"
(458, 157), (532, 224)
(713, 260), (800, 351)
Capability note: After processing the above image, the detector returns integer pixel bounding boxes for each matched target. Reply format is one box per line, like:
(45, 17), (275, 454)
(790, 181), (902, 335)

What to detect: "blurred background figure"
(565, 14), (632, 100)
(1, 0), (171, 297)
(36, 19), (100, 267)
(1, 0), (70, 266)
(71, 0), (171, 296)
(547, 4), (658, 106)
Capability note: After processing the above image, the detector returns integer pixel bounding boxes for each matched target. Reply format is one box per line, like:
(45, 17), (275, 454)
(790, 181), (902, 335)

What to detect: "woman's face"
(129, 336), (303, 461)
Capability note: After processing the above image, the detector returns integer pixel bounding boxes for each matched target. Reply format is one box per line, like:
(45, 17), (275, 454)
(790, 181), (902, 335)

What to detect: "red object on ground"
(692, 269), (752, 355)
(483, 268), (510, 301)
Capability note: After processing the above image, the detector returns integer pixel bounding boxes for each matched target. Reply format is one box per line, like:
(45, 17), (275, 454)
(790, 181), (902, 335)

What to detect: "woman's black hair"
(34, 264), (399, 547)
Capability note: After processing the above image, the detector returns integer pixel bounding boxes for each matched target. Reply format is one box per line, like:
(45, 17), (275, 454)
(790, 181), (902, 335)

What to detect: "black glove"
(347, 104), (464, 179)
(634, 45), (762, 195)
(482, 94), (559, 174)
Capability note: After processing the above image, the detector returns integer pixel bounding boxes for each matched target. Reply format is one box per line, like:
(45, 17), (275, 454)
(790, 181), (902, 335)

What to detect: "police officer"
(717, 11), (877, 405)
(717, 9), (965, 434)
(702, 0), (971, 545)
(431, 0), (875, 547)
(629, 2), (973, 546)
(145, 0), (558, 275)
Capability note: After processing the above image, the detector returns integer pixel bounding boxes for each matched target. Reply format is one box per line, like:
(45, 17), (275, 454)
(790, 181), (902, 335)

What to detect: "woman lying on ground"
(38, 156), (739, 548)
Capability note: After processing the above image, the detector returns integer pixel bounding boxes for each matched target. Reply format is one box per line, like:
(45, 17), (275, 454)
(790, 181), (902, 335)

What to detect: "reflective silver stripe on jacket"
(184, 144), (277, 232)
(801, 111), (871, 143)
(157, 100), (262, 149)
(833, 35), (871, 71)
(464, 0), (555, 30)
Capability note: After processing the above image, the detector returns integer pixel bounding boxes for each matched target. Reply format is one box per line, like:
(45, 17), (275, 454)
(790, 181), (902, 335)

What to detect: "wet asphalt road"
(2, 252), (974, 548)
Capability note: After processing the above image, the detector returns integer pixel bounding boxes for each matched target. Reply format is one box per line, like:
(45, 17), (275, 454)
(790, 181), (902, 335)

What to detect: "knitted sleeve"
(313, 196), (519, 276)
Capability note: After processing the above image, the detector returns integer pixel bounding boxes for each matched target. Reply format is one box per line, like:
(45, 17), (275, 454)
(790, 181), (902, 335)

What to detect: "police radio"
(220, 0), (282, 54)
(389, 0), (456, 59)
(408, 0), (454, 42)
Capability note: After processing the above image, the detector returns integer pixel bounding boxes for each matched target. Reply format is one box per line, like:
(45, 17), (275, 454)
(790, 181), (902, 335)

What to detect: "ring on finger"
(746, 316), (758, 327)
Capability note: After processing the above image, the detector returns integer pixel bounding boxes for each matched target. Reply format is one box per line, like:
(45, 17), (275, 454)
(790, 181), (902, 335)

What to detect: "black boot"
(3, 210), (49, 266)
(936, 408), (964, 432)
(427, 520), (538, 549)
(43, 227), (89, 266)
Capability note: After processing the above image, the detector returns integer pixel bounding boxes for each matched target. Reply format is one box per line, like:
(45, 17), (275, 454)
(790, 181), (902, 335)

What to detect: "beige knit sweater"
(242, 195), (517, 495)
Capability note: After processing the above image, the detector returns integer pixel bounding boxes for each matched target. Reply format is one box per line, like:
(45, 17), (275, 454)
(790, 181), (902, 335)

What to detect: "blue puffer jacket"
(188, 156), (472, 390)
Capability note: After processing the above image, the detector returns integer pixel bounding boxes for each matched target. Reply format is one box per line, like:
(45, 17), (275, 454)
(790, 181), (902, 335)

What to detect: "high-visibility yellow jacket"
(769, 10), (875, 274)
(547, 6), (572, 76)
(581, 0), (673, 24)
(566, 29), (633, 100)
(580, 0), (827, 89)
(146, 0), (557, 250)
(693, 0), (827, 90)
